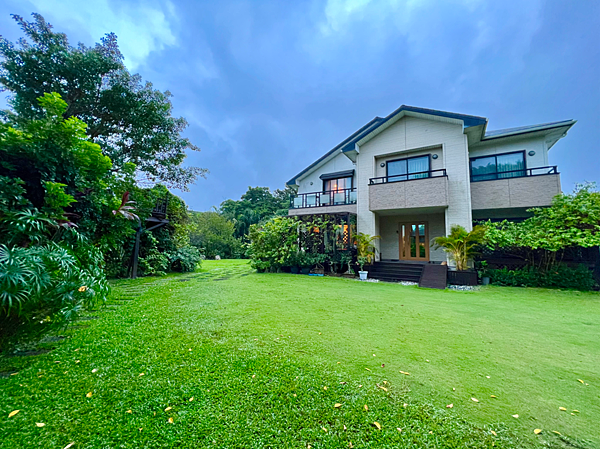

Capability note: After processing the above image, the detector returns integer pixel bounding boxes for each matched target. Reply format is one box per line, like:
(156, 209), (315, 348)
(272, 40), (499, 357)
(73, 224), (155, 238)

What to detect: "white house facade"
(286, 105), (575, 265)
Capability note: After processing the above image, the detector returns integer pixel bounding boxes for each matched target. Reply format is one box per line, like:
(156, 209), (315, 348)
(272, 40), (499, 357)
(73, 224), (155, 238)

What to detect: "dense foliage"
(0, 13), (206, 190)
(0, 92), (201, 327)
(0, 97), (111, 319)
(479, 184), (600, 290)
(220, 186), (293, 239)
(483, 183), (600, 267)
(484, 265), (596, 291)
(247, 216), (355, 274)
(103, 185), (202, 278)
(189, 211), (242, 259)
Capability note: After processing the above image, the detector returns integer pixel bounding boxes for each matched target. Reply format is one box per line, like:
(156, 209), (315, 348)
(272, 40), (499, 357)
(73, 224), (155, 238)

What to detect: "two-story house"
(286, 105), (575, 273)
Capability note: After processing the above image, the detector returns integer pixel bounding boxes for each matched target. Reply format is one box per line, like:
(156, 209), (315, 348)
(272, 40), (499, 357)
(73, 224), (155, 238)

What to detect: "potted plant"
(357, 256), (370, 280)
(478, 260), (490, 285)
(432, 224), (486, 286)
(353, 233), (379, 280)
(339, 252), (354, 277)
(298, 252), (313, 275)
(288, 251), (301, 274)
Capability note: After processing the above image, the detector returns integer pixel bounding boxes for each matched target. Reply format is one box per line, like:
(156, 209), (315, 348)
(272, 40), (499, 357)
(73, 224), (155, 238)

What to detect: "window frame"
(322, 176), (353, 193)
(385, 154), (432, 181)
(469, 150), (527, 182)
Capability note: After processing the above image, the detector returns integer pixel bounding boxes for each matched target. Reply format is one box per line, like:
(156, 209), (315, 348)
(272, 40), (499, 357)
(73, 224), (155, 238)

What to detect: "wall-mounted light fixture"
(380, 162), (385, 167)
(432, 154), (439, 160)
(528, 150), (536, 156)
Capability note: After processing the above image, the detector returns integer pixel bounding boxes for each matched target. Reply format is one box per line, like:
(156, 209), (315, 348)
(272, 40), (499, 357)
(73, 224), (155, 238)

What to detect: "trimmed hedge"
(486, 264), (597, 291)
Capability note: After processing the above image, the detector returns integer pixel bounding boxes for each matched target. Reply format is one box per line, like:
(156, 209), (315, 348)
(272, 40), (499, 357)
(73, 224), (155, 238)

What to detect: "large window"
(323, 176), (352, 192)
(387, 155), (430, 182)
(470, 151), (526, 181)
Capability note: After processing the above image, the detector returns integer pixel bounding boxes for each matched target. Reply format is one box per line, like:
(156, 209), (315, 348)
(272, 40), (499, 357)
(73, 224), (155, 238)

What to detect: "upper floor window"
(387, 155), (430, 182)
(320, 170), (354, 192)
(470, 151), (526, 182)
(323, 176), (352, 192)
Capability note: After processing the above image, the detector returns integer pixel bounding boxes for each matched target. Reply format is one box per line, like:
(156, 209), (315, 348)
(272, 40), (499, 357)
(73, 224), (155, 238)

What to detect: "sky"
(1, 0), (599, 211)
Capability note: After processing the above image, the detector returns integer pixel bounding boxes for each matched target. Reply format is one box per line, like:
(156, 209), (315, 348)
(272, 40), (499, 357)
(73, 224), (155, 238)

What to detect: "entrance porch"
(376, 209), (447, 263)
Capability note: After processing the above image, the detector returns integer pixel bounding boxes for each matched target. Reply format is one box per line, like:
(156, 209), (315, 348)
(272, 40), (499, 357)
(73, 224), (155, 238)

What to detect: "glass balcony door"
(398, 222), (429, 261)
(387, 155), (430, 182)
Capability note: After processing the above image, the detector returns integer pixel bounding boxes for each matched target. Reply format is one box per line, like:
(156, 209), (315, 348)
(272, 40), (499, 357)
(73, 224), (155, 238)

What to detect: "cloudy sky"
(1, 0), (599, 211)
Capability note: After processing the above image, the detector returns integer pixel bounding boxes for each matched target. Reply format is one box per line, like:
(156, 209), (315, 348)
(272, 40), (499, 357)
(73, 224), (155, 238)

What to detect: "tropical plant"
(169, 245), (202, 273)
(353, 233), (379, 270)
(432, 225), (487, 271)
(0, 228), (109, 319)
(220, 186), (293, 239)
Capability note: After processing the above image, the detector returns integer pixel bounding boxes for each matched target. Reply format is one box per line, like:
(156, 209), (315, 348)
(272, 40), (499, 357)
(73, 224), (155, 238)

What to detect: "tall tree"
(189, 211), (240, 259)
(219, 186), (293, 238)
(0, 13), (206, 190)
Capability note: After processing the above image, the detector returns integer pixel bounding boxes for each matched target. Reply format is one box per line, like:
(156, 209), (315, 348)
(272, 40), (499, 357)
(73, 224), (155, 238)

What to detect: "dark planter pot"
(300, 267), (311, 275)
(448, 270), (478, 286)
(290, 266), (300, 274)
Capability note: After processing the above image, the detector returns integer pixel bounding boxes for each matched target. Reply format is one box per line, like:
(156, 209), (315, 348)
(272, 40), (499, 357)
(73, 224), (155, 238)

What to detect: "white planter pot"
(359, 271), (368, 281)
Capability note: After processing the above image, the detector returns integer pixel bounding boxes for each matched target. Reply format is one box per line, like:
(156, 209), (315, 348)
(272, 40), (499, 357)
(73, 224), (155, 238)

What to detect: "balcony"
(368, 169), (448, 212)
(289, 188), (357, 216)
(470, 166), (560, 210)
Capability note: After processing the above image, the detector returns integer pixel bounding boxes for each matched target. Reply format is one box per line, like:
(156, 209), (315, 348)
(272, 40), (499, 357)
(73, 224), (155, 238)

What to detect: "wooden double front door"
(398, 222), (429, 261)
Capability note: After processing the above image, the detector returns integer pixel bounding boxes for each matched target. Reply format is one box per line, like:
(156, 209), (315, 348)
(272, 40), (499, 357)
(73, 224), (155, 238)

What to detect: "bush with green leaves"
(189, 211), (242, 259)
(485, 265), (596, 291)
(247, 216), (301, 271)
(483, 183), (600, 270)
(247, 216), (356, 273)
(169, 245), (202, 273)
(0, 225), (109, 320)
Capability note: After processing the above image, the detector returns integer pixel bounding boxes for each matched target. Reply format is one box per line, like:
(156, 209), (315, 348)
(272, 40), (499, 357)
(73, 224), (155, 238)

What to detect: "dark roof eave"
(288, 105), (488, 185)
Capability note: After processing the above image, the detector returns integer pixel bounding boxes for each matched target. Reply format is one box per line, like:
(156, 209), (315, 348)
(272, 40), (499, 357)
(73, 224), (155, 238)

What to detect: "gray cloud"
(1, 0), (598, 210)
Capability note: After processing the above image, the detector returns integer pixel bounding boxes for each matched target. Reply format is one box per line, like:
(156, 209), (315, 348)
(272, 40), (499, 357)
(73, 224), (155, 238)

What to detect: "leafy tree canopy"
(189, 211), (241, 259)
(219, 186), (293, 238)
(484, 183), (600, 252)
(0, 13), (206, 190)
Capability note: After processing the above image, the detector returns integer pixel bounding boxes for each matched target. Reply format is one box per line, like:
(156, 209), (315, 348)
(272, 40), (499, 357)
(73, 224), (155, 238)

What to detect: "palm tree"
(432, 225), (486, 271)
(353, 232), (380, 270)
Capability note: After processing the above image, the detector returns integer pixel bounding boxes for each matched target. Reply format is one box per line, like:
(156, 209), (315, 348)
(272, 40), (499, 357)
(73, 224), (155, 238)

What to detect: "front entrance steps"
(367, 261), (425, 283)
(367, 261), (448, 289)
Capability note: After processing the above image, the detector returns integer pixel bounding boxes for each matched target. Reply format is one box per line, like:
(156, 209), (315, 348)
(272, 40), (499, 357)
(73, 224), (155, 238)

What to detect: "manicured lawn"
(1, 260), (598, 448)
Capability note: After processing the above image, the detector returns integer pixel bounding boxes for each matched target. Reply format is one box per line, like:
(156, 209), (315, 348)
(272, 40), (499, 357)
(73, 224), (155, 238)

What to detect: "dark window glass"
(470, 151), (525, 181)
(387, 155), (430, 181)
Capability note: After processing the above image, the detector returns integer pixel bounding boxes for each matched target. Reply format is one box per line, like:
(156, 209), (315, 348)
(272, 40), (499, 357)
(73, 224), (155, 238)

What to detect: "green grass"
(1, 259), (598, 448)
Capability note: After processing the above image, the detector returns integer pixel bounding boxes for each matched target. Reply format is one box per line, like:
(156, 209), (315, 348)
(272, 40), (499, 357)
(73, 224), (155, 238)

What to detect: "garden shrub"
(487, 265), (596, 291)
(247, 217), (300, 271)
(169, 245), (202, 272)
(0, 236), (109, 320)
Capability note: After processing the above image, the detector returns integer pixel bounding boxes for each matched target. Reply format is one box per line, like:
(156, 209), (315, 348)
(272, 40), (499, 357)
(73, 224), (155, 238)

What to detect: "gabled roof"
(287, 105), (575, 188)
(482, 119), (576, 140)
(286, 117), (384, 186)
(287, 105), (487, 186)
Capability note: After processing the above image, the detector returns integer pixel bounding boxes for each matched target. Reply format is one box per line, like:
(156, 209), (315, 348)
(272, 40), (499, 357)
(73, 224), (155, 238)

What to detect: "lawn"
(1, 259), (598, 448)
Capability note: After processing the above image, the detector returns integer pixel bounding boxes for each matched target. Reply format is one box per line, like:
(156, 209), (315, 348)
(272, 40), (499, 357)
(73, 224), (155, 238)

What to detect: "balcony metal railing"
(290, 188), (357, 209)
(369, 168), (447, 185)
(470, 166), (558, 182)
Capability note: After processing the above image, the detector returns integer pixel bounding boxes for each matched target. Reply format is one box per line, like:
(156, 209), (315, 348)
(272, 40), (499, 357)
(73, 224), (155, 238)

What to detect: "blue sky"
(1, 0), (599, 211)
